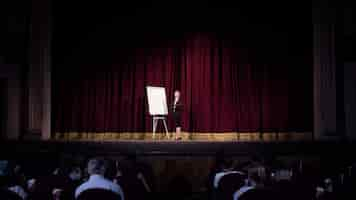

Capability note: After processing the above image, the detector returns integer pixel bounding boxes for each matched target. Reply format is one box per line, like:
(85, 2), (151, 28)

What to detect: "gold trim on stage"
(53, 132), (312, 142)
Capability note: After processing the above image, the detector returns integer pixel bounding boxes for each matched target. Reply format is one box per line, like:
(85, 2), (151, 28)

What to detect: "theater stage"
(52, 132), (312, 143)
(1, 138), (353, 157)
(5, 131), (347, 157)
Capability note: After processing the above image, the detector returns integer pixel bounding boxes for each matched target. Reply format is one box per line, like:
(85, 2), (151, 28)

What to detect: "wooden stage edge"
(1, 132), (353, 157)
(53, 132), (313, 142)
(1, 139), (355, 157)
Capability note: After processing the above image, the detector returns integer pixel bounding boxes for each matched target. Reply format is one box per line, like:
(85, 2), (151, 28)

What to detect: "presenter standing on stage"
(172, 90), (182, 140)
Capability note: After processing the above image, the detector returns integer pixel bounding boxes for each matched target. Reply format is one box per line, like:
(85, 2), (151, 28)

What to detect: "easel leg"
(153, 118), (157, 139)
(163, 119), (169, 139)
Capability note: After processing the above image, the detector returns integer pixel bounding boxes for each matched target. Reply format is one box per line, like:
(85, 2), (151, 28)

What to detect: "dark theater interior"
(1, 0), (356, 199)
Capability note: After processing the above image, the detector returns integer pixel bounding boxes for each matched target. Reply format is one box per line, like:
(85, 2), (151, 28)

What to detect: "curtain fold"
(53, 32), (312, 133)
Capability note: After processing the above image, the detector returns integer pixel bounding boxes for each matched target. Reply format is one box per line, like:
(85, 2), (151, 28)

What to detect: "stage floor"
(53, 132), (313, 143)
(1, 139), (353, 157)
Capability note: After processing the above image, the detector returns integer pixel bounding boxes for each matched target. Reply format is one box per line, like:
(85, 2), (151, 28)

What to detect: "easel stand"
(152, 115), (169, 139)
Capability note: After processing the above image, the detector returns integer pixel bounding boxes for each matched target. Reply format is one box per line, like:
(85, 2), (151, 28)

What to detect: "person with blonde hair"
(172, 90), (183, 140)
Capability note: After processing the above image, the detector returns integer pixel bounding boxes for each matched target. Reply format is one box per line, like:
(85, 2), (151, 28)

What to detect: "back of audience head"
(87, 157), (109, 177)
(69, 166), (82, 181)
(216, 158), (234, 172)
(27, 178), (36, 192)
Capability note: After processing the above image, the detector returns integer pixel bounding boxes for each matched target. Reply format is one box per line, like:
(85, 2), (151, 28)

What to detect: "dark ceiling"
(52, 1), (312, 65)
(0, 1), (30, 65)
(1, 1), (356, 65)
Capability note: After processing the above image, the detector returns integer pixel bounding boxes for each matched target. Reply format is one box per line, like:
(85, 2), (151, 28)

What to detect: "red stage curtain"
(53, 32), (312, 133)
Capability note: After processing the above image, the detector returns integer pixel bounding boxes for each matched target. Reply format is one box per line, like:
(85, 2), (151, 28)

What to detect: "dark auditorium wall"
(0, 64), (22, 139)
(340, 4), (356, 140)
(0, 79), (6, 139)
(343, 65), (356, 139)
(0, 1), (30, 140)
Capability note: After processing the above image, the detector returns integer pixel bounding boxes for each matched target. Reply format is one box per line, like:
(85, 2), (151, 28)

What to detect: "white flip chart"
(146, 86), (168, 116)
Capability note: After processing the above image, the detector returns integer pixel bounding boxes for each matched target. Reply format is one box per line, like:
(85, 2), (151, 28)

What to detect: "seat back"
(239, 188), (275, 200)
(77, 188), (121, 200)
(0, 188), (23, 200)
(217, 173), (246, 200)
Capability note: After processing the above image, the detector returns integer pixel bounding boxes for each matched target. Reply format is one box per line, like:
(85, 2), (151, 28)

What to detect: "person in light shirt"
(75, 158), (124, 200)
